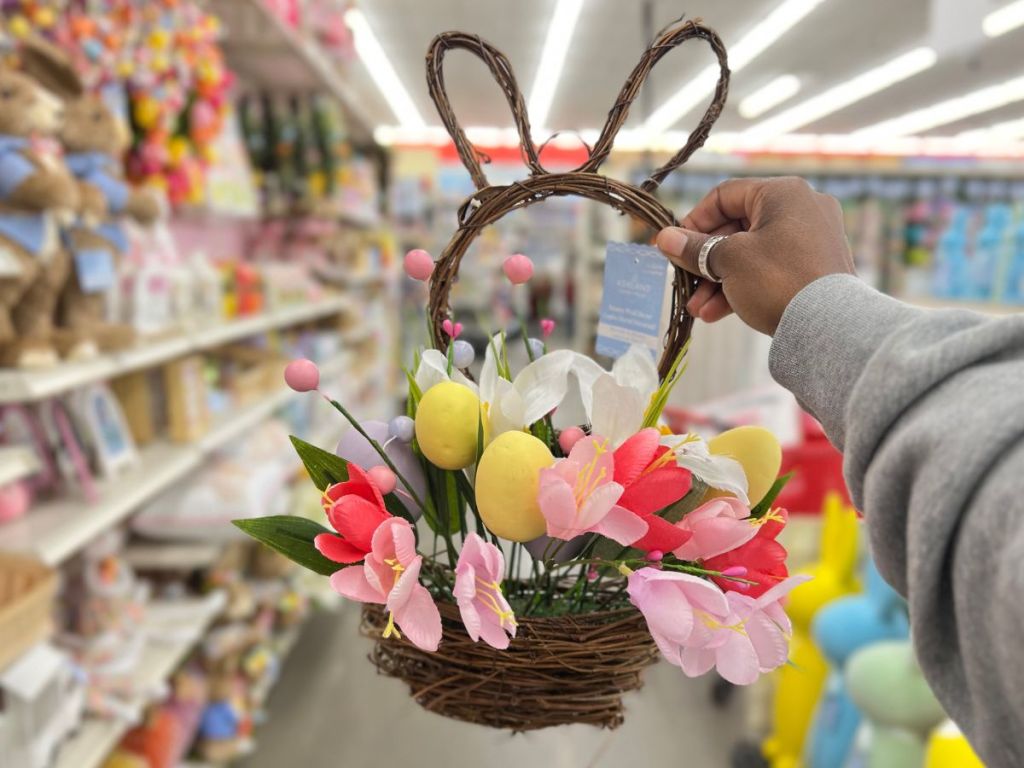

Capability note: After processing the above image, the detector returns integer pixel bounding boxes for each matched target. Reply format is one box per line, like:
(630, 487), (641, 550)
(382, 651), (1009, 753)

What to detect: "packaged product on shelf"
(0, 642), (86, 768)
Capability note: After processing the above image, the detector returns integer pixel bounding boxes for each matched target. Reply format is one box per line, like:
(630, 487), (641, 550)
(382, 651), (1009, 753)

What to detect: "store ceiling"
(341, 0), (1024, 140)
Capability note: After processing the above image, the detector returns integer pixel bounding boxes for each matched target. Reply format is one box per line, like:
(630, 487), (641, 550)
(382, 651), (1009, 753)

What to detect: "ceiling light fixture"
(983, 0), (1024, 37)
(345, 8), (425, 128)
(854, 72), (1024, 138)
(744, 47), (937, 137)
(643, 0), (828, 134)
(738, 75), (802, 119)
(527, 0), (585, 131)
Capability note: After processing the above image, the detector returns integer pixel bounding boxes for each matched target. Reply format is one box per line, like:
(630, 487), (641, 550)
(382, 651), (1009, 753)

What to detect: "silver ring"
(698, 235), (728, 283)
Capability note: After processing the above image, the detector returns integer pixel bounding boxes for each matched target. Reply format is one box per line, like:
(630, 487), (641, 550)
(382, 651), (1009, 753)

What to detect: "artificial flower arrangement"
(236, 19), (807, 731)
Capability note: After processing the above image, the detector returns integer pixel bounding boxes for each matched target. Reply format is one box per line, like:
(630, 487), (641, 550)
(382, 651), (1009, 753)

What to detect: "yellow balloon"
(414, 382), (482, 470)
(475, 431), (554, 542)
(705, 425), (782, 507)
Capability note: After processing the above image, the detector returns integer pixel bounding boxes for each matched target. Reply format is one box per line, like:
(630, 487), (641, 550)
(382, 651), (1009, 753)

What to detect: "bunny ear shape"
(18, 35), (84, 100)
(575, 18), (730, 189)
(426, 32), (544, 190)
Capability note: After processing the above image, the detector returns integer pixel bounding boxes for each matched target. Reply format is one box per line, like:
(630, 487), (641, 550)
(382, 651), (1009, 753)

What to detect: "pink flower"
(675, 575), (811, 685)
(672, 497), (759, 562)
(613, 428), (694, 553)
(537, 435), (648, 546)
(627, 567), (809, 685)
(331, 518), (442, 652)
(454, 533), (516, 649)
(626, 567), (729, 663)
(314, 465), (391, 564)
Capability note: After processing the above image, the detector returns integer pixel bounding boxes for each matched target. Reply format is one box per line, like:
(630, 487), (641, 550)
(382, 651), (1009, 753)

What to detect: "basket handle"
(425, 19), (730, 190)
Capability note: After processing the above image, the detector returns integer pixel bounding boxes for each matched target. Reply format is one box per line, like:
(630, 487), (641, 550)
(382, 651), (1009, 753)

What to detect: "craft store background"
(0, 0), (1017, 766)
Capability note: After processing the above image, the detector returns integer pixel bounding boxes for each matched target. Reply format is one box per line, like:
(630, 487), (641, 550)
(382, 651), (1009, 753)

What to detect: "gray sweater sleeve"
(768, 274), (1024, 767)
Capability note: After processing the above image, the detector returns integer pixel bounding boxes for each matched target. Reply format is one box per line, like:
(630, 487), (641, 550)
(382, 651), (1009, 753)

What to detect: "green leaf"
(383, 492), (416, 524)
(232, 516), (341, 576)
(659, 478), (708, 524)
(750, 472), (793, 519)
(290, 436), (349, 491)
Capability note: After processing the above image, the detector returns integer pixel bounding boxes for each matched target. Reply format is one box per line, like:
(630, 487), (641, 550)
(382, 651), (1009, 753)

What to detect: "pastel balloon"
(502, 254), (534, 284)
(336, 420), (426, 506)
(403, 249), (434, 281)
(283, 359), (319, 392)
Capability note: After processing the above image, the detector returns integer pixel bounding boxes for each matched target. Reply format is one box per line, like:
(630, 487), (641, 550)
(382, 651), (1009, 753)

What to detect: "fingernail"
(658, 227), (687, 256)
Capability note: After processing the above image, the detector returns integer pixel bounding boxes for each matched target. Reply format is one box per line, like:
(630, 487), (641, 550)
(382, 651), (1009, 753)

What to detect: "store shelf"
(0, 445), (40, 486)
(53, 591), (227, 768)
(0, 353), (348, 567)
(214, 0), (372, 143)
(0, 296), (351, 404)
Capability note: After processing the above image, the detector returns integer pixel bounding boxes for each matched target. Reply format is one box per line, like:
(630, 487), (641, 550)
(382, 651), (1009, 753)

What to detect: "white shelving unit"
(0, 445), (40, 486)
(212, 0), (372, 143)
(0, 353), (349, 567)
(52, 590), (228, 768)
(0, 296), (351, 404)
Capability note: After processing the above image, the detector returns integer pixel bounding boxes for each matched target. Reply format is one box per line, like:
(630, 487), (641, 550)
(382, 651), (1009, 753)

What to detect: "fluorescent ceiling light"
(738, 75), (802, 119)
(643, 0), (828, 134)
(745, 47), (937, 137)
(957, 115), (1024, 143)
(345, 9), (425, 128)
(854, 73), (1024, 138)
(983, 0), (1024, 37)
(527, 0), (585, 131)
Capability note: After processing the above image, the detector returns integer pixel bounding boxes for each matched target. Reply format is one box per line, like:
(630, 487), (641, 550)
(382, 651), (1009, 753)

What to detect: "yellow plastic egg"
(414, 381), (482, 470)
(705, 425), (782, 507)
(475, 431), (554, 541)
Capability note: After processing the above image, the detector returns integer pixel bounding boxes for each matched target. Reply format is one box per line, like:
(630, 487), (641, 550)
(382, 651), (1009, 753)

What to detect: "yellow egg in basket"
(706, 425), (782, 507)
(476, 430), (554, 542)
(414, 381), (483, 470)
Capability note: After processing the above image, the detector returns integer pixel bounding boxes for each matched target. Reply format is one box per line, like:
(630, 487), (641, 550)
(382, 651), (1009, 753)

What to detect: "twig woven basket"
(361, 16), (730, 731)
(362, 601), (659, 731)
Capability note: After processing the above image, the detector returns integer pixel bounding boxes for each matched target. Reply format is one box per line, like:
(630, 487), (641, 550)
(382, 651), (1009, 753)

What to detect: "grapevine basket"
(363, 17), (731, 731)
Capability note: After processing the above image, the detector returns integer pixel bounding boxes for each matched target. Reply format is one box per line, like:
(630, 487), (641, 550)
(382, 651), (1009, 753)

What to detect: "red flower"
(705, 507), (789, 597)
(613, 429), (694, 553)
(313, 465), (392, 564)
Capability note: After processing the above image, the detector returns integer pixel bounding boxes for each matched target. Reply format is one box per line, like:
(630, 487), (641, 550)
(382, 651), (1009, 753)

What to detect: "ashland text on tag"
(596, 242), (672, 358)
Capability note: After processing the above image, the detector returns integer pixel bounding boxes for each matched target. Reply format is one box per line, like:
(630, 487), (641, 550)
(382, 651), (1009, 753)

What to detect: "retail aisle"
(239, 606), (740, 768)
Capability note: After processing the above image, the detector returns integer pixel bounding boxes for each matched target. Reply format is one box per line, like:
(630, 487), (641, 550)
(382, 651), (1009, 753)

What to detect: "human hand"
(656, 177), (856, 335)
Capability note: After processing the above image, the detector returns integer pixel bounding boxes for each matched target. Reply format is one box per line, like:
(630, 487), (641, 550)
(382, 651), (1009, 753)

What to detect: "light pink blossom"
(673, 497), (759, 561)
(331, 517), (442, 652)
(628, 567), (809, 685)
(454, 533), (516, 649)
(537, 435), (648, 546)
(676, 575), (811, 685)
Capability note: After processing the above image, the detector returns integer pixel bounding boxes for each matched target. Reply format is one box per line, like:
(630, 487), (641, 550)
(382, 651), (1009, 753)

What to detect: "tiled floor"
(239, 606), (744, 768)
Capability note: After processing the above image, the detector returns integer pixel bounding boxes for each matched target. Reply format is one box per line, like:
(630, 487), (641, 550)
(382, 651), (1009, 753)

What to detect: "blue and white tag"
(74, 249), (116, 293)
(595, 241), (672, 358)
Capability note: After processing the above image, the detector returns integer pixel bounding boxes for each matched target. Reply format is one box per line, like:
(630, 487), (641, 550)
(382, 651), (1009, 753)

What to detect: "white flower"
(585, 345), (660, 447)
(413, 349), (476, 394)
(659, 433), (750, 504)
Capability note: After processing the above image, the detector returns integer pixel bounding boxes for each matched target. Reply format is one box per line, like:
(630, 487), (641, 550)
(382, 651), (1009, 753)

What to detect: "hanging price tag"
(74, 248), (116, 293)
(595, 241), (671, 359)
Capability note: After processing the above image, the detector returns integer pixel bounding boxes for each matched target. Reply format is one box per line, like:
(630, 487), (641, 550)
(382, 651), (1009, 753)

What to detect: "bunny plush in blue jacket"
(804, 557), (909, 768)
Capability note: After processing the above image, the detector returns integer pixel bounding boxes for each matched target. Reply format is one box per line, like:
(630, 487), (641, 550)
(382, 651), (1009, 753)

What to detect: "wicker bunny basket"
(364, 18), (731, 731)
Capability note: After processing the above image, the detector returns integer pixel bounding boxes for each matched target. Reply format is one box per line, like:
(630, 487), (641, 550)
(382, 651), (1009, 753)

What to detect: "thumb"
(656, 226), (737, 280)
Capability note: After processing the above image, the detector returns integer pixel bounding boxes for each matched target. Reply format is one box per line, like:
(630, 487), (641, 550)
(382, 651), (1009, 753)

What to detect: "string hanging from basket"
(423, 18), (730, 380)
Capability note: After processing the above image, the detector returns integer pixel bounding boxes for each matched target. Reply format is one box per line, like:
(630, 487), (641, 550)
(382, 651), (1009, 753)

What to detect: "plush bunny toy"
(20, 39), (160, 356)
(0, 42), (79, 367)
